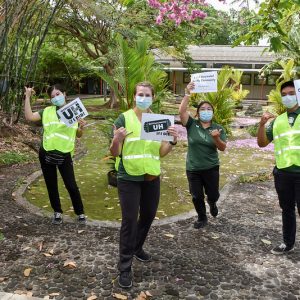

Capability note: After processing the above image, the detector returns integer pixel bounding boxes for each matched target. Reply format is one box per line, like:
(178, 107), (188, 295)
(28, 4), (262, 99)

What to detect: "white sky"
(208, 0), (268, 45)
(208, 0), (260, 12)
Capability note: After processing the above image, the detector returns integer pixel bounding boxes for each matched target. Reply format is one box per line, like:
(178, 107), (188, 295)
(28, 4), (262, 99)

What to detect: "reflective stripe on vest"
(273, 112), (300, 169)
(42, 106), (78, 153)
(118, 109), (161, 176)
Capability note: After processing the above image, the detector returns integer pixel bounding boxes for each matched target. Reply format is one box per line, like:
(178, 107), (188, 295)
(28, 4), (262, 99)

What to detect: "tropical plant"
(98, 35), (170, 112)
(190, 67), (249, 134)
(234, 0), (300, 57)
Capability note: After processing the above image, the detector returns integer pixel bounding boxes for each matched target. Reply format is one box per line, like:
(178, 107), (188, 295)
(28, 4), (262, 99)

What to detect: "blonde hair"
(134, 81), (154, 96)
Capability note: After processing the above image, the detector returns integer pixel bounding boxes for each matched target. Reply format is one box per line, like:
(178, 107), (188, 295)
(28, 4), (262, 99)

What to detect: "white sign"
(140, 113), (174, 142)
(57, 98), (88, 127)
(294, 79), (300, 106)
(191, 71), (218, 93)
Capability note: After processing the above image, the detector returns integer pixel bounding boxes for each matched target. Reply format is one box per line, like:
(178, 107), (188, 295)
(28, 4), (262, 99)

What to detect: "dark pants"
(118, 178), (160, 272)
(186, 166), (220, 220)
(39, 149), (84, 215)
(273, 167), (300, 247)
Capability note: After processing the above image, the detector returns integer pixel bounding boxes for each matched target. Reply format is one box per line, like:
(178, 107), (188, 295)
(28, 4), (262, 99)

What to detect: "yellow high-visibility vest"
(42, 106), (78, 153)
(115, 109), (161, 176)
(273, 112), (300, 169)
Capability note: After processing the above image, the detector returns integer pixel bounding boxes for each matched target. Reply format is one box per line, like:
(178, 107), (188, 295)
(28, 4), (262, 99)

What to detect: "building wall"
(168, 71), (277, 101)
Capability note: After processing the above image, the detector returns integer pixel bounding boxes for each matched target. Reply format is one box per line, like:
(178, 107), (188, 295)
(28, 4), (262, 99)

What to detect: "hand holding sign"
(167, 125), (178, 142)
(185, 82), (195, 95)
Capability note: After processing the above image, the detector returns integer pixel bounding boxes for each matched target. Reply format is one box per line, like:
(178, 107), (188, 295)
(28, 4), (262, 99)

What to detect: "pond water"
(25, 121), (275, 221)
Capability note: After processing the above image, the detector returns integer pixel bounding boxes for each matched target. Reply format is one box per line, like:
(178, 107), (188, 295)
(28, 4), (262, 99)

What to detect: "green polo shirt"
(185, 116), (226, 171)
(113, 114), (145, 181)
(266, 107), (300, 173)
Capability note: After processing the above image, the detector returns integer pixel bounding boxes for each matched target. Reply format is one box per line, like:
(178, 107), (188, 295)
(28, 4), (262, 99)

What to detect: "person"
(258, 80), (300, 255)
(110, 81), (178, 288)
(179, 81), (227, 229)
(24, 84), (87, 225)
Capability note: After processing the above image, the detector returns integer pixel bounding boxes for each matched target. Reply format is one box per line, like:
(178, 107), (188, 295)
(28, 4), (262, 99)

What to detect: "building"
(154, 45), (280, 100)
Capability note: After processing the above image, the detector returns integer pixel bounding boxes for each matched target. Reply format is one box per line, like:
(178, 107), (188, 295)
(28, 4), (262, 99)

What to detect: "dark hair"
(47, 84), (66, 98)
(280, 80), (294, 93)
(134, 81), (155, 96)
(195, 101), (214, 117)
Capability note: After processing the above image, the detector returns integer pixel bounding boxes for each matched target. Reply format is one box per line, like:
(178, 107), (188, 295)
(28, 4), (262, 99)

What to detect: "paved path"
(0, 292), (43, 299)
(0, 163), (300, 300)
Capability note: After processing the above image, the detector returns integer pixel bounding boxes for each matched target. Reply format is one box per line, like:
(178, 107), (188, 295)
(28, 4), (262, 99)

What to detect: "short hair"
(195, 101), (214, 118)
(280, 80), (295, 93)
(47, 84), (65, 98)
(134, 81), (154, 96)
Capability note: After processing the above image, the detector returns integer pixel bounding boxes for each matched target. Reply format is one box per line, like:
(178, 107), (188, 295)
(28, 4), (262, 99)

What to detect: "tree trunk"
(104, 63), (118, 108)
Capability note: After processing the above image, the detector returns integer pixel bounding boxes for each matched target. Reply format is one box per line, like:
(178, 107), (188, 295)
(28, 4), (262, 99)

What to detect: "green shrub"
(0, 151), (33, 165)
(239, 171), (272, 183)
(247, 123), (259, 137)
(0, 232), (4, 241)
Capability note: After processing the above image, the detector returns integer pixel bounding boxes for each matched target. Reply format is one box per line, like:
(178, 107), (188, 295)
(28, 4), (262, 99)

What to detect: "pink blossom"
(147, 0), (209, 26)
(156, 15), (163, 24)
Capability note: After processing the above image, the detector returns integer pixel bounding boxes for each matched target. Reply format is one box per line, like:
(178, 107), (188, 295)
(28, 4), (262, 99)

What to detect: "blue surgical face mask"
(282, 94), (298, 108)
(136, 96), (152, 110)
(51, 95), (65, 107)
(199, 110), (213, 122)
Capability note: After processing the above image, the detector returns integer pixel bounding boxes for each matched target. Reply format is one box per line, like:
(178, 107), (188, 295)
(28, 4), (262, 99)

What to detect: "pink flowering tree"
(148, 0), (219, 25)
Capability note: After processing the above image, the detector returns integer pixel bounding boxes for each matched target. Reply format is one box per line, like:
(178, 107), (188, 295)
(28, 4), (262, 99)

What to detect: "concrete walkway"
(0, 292), (43, 300)
(0, 163), (300, 299)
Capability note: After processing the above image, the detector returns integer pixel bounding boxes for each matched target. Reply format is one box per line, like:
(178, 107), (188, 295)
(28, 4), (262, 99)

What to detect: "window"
(183, 72), (190, 83)
(267, 74), (279, 86)
(241, 74), (252, 85)
(254, 74), (266, 85)
(213, 63), (252, 69)
(255, 64), (266, 69)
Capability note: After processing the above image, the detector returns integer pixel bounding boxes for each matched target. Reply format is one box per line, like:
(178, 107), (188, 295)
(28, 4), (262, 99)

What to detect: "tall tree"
(0, 0), (64, 123)
(52, 0), (223, 107)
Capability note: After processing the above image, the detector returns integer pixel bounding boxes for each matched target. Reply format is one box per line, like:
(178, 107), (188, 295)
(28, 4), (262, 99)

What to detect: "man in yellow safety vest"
(258, 80), (300, 255)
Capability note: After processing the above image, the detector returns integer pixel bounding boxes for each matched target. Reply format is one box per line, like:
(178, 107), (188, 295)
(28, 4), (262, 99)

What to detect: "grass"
(0, 232), (4, 241)
(0, 151), (34, 166)
(81, 98), (106, 106)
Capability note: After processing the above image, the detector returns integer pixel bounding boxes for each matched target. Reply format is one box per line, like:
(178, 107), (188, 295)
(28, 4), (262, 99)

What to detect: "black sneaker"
(134, 250), (152, 262)
(193, 217), (208, 229)
(271, 243), (294, 255)
(52, 212), (63, 225)
(118, 271), (132, 288)
(78, 214), (87, 225)
(209, 202), (218, 217)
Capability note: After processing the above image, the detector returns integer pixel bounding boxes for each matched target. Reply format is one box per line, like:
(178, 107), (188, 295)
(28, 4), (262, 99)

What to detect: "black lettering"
(62, 108), (74, 119)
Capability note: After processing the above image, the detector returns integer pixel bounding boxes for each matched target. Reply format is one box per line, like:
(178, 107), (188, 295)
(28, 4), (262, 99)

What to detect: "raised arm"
(24, 87), (41, 122)
(257, 112), (274, 147)
(179, 82), (194, 126)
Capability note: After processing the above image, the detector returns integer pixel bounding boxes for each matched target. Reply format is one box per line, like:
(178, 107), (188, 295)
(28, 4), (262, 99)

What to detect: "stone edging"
(13, 168), (237, 228)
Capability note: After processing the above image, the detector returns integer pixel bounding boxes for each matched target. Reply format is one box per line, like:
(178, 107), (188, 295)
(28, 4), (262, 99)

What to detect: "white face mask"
(136, 96), (152, 110)
(282, 94), (298, 108)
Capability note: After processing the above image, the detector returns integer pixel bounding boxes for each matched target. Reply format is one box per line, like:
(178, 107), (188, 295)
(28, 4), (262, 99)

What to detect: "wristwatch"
(169, 141), (177, 146)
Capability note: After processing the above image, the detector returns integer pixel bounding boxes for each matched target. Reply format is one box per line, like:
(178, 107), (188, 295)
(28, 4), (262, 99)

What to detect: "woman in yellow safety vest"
(24, 84), (86, 225)
(110, 82), (178, 288)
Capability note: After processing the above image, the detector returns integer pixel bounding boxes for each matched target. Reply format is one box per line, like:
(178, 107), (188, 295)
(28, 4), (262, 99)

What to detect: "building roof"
(154, 45), (276, 64)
